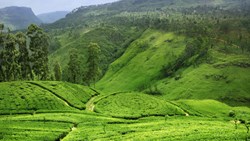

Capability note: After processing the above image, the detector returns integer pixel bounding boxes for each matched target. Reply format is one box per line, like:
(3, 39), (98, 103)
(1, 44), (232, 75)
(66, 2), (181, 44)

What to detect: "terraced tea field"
(0, 81), (249, 140)
(95, 92), (186, 118)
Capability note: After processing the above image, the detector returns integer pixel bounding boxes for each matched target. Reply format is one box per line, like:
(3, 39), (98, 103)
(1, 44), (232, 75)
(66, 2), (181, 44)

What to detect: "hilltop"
(0, 6), (41, 30)
(37, 11), (69, 23)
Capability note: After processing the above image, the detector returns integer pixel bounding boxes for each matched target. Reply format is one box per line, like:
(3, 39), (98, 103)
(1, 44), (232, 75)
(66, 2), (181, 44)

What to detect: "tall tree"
(1, 34), (21, 81)
(86, 42), (100, 87)
(54, 61), (62, 81)
(26, 24), (49, 80)
(15, 32), (31, 80)
(0, 23), (4, 33)
(0, 23), (5, 81)
(67, 49), (81, 83)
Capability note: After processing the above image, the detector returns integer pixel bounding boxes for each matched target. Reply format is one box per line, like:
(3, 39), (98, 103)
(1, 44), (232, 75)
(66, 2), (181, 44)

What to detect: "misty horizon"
(0, 0), (119, 15)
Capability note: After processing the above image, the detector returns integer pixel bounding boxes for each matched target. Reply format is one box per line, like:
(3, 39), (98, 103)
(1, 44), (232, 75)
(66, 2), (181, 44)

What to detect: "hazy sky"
(0, 0), (119, 15)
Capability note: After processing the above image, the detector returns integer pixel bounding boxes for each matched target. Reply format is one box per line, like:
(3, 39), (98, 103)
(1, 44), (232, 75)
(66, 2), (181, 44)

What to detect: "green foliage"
(0, 33), (21, 81)
(0, 82), (73, 114)
(27, 24), (50, 80)
(86, 42), (101, 86)
(53, 61), (62, 81)
(95, 92), (185, 118)
(97, 29), (185, 92)
(0, 81), (96, 113)
(0, 81), (250, 140)
(30, 81), (97, 109)
(229, 110), (236, 118)
(49, 37), (61, 53)
(0, 23), (4, 31)
(66, 49), (82, 84)
(0, 24), (51, 82)
(1, 0), (250, 140)
(164, 36), (210, 77)
(96, 28), (250, 107)
(16, 32), (32, 80)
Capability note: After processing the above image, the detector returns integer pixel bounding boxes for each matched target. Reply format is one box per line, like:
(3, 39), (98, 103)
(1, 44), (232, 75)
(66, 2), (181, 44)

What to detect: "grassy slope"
(97, 29), (186, 92)
(96, 29), (250, 107)
(0, 81), (95, 114)
(29, 81), (97, 109)
(156, 50), (250, 106)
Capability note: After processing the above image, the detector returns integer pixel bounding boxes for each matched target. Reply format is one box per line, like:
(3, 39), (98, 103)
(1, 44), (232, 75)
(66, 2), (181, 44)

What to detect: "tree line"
(0, 23), (101, 86)
(0, 24), (49, 81)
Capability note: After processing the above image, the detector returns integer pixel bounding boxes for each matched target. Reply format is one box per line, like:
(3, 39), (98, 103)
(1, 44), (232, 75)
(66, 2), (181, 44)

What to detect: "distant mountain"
(0, 6), (41, 30)
(37, 11), (69, 23)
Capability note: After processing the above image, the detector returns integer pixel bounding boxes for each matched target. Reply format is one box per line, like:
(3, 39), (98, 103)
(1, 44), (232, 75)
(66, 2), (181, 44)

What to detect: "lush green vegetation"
(1, 0), (250, 140)
(0, 24), (50, 81)
(0, 90), (250, 140)
(95, 92), (185, 118)
(0, 81), (95, 114)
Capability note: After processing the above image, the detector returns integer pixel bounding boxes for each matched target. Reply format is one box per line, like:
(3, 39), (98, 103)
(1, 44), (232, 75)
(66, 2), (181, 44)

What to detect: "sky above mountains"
(0, 0), (119, 15)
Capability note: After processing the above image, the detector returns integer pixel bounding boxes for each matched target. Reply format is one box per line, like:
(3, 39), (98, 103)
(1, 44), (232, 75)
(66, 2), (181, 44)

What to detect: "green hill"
(0, 81), (96, 114)
(96, 29), (250, 107)
(45, 0), (250, 84)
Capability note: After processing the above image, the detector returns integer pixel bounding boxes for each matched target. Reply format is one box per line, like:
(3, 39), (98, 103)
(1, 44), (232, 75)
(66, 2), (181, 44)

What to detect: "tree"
(27, 24), (49, 80)
(54, 61), (62, 81)
(15, 32), (32, 80)
(67, 49), (81, 83)
(0, 23), (4, 33)
(1, 34), (21, 81)
(49, 37), (61, 53)
(0, 23), (5, 81)
(86, 42), (100, 87)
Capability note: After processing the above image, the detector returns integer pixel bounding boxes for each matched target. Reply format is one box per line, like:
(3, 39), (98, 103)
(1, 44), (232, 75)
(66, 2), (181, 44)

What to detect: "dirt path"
(60, 124), (78, 141)
(85, 96), (98, 112)
(85, 92), (125, 112)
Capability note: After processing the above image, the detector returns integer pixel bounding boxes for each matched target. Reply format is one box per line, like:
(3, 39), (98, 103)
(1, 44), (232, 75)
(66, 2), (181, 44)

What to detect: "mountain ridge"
(0, 6), (41, 30)
(37, 11), (69, 23)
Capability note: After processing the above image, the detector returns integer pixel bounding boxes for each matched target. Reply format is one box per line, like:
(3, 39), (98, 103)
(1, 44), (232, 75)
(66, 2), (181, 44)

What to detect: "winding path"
(85, 96), (98, 112)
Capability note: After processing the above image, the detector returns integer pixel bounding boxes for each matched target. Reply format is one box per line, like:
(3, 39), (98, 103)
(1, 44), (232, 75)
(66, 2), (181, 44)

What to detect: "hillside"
(0, 81), (97, 114)
(37, 11), (69, 23)
(45, 0), (250, 83)
(0, 6), (41, 30)
(96, 29), (250, 107)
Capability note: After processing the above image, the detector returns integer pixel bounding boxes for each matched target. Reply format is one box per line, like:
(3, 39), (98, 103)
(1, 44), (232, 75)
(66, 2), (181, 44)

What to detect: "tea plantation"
(0, 81), (249, 140)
